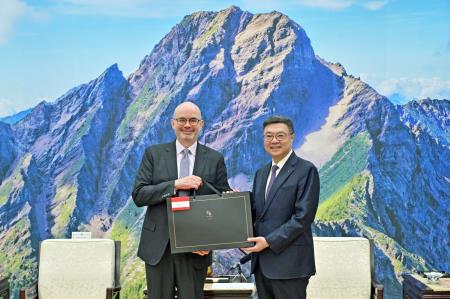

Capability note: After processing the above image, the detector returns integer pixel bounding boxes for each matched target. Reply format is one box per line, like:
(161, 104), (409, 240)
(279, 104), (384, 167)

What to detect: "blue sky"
(1, 0), (449, 117)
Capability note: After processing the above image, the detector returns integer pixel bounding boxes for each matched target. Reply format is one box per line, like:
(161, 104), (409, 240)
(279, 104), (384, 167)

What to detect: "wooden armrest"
(19, 281), (38, 299)
(0, 277), (10, 299)
(371, 279), (384, 299)
(106, 286), (121, 299)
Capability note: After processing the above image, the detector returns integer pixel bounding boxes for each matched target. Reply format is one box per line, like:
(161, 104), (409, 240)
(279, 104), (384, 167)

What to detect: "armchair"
(19, 239), (121, 299)
(308, 237), (383, 299)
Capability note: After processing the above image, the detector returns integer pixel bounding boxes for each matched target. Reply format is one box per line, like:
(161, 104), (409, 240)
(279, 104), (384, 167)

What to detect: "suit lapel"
(193, 143), (208, 178)
(261, 153), (298, 217)
(256, 164), (271, 215)
(165, 141), (178, 179)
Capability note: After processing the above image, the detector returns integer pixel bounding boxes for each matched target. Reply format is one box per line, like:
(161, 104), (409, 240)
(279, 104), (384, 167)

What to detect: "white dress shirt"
(265, 149), (293, 194)
(176, 140), (197, 178)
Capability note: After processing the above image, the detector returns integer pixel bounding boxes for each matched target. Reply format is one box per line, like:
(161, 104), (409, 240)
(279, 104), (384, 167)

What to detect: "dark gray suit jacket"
(251, 152), (320, 279)
(132, 140), (231, 266)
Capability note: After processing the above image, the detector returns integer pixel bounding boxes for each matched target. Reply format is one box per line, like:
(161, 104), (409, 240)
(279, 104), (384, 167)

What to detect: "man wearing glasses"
(244, 115), (320, 299)
(132, 101), (231, 299)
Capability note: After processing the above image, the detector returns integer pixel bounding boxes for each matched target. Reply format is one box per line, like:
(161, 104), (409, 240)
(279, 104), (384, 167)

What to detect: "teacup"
(424, 272), (444, 283)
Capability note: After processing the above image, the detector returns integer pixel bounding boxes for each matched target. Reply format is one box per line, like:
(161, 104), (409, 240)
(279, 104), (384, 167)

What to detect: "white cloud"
(7, 0), (390, 20)
(0, 0), (46, 45)
(56, 0), (145, 14)
(296, 0), (389, 10)
(296, 0), (353, 10)
(61, 0), (143, 4)
(364, 0), (388, 10)
(0, 97), (20, 118)
(377, 77), (450, 101)
(0, 96), (44, 118)
(0, 0), (27, 44)
(51, 0), (217, 17)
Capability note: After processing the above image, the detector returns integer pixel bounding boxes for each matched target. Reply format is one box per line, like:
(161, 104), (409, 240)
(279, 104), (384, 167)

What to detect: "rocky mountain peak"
(12, 101), (52, 149)
(317, 57), (347, 77)
(97, 63), (124, 86)
(0, 122), (17, 183)
(398, 98), (449, 145)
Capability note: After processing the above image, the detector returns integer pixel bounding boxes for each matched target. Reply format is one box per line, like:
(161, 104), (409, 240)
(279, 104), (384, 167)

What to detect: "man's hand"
(192, 250), (209, 256)
(244, 237), (269, 253)
(175, 175), (202, 190)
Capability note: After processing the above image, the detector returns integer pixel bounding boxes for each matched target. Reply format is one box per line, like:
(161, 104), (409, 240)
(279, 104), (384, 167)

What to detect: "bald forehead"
(173, 102), (202, 118)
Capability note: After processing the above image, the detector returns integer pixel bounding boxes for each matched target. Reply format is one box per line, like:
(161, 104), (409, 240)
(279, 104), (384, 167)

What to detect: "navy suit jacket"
(250, 152), (320, 279)
(132, 141), (230, 267)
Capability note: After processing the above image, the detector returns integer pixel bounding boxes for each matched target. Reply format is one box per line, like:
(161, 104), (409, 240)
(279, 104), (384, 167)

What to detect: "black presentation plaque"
(167, 191), (254, 253)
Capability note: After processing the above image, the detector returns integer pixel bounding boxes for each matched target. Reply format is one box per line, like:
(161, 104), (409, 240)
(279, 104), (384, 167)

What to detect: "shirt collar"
(176, 140), (197, 156)
(272, 149), (293, 170)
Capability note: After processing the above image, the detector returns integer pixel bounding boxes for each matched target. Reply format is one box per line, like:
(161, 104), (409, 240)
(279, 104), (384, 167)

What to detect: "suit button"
(259, 218), (264, 222)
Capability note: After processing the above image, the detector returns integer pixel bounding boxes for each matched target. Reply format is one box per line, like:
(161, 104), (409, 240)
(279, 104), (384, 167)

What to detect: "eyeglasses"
(263, 132), (292, 141)
(173, 118), (202, 126)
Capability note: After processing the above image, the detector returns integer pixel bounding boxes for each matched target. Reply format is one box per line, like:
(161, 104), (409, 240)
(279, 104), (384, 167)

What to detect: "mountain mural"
(0, 6), (448, 298)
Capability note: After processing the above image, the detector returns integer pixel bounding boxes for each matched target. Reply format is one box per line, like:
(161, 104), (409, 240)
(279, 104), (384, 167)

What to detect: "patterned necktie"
(179, 149), (190, 178)
(266, 165), (279, 199)
(178, 149), (190, 196)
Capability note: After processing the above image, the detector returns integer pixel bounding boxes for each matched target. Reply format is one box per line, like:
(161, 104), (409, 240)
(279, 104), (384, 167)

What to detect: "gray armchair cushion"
(38, 239), (116, 299)
(308, 237), (372, 299)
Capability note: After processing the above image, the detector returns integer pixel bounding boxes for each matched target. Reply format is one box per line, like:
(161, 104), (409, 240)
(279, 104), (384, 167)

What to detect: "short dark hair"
(263, 115), (294, 133)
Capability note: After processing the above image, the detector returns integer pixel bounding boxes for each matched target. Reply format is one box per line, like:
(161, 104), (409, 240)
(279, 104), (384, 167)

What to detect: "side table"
(402, 273), (450, 299)
(204, 282), (254, 299)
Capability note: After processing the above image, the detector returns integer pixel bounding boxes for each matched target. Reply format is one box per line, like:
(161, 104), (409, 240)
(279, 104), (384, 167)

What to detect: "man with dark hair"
(132, 101), (231, 299)
(245, 115), (320, 299)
